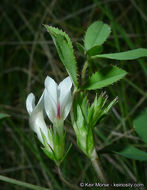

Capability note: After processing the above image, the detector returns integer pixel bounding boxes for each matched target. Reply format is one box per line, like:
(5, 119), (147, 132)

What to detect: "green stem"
(57, 167), (81, 190)
(124, 78), (147, 98)
(81, 61), (89, 83)
(0, 175), (49, 190)
(70, 88), (79, 124)
(90, 149), (108, 184)
(53, 120), (64, 136)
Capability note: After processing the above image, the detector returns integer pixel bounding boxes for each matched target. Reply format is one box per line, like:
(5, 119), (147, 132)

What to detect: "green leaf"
(84, 21), (111, 51)
(87, 46), (103, 56)
(76, 105), (85, 129)
(98, 143), (126, 154)
(114, 145), (147, 161)
(104, 97), (118, 114)
(0, 174), (49, 190)
(134, 108), (147, 144)
(83, 66), (127, 90)
(60, 143), (72, 164)
(92, 48), (147, 60)
(86, 128), (94, 157)
(44, 25), (78, 87)
(41, 147), (55, 161)
(0, 113), (9, 120)
(76, 42), (85, 54)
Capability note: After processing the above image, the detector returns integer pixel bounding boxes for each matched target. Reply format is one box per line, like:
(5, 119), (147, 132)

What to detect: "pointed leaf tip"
(45, 25), (78, 87)
(92, 48), (147, 60)
(83, 66), (127, 90)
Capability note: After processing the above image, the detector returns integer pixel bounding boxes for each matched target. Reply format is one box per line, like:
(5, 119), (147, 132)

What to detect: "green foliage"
(87, 92), (118, 128)
(44, 25), (78, 87)
(0, 175), (49, 190)
(40, 126), (65, 165)
(72, 92), (117, 158)
(83, 66), (127, 90)
(84, 21), (111, 51)
(86, 128), (94, 156)
(111, 108), (147, 161)
(72, 96), (88, 155)
(0, 113), (9, 120)
(40, 129), (55, 162)
(43, 20), (147, 178)
(114, 146), (147, 161)
(76, 42), (85, 54)
(87, 46), (103, 56)
(134, 108), (147, 144)
(92, 48), (147, 60)
(1, 1), (147, 187)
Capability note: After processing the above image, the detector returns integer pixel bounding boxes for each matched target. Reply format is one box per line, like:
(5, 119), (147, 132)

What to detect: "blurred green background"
(0, 0), (147, 189)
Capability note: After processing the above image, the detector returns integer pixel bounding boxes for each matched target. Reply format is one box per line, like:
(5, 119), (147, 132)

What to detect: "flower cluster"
(26, 76), (118, 165)
(26, 76), (72, 165)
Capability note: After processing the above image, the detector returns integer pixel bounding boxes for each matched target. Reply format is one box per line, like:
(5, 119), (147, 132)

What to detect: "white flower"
(26, 92), (53, 149)
(44, 76), (72, 123)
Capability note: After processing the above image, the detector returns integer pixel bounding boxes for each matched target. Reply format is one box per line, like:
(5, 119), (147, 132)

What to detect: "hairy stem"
(90, 149), (108, 184)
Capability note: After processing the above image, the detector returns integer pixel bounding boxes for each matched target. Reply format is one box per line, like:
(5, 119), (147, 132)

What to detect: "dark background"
(0, 0), (147, 189)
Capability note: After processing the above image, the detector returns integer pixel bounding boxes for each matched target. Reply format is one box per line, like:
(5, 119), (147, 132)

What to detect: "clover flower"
(44, 76), (72, 124)
(26, 76), (73, 164)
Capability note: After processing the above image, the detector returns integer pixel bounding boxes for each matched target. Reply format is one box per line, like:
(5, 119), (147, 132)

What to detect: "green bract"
(72, 92), (117, 158)
(41, 122), (66, 165)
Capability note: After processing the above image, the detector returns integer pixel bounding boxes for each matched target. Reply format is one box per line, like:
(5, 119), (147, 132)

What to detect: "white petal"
(44, 89), (57, 123)
(44, 76), (58, 104)
(58, 77), (72, 97)
(26, 93), (35, 116)
(58, 77), (72, 120)
(29, 93), (52, 147)
(31, 112), (48, 144)
(61, 91), (72, 120)
(58, 76), (72, 104)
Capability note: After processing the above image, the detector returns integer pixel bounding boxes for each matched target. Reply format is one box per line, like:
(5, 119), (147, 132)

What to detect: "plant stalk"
(90, 149), (108, 184)
(57, 167), (81, 190)
(0, 175), (49, 190)
(81, 61), (89, 83)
